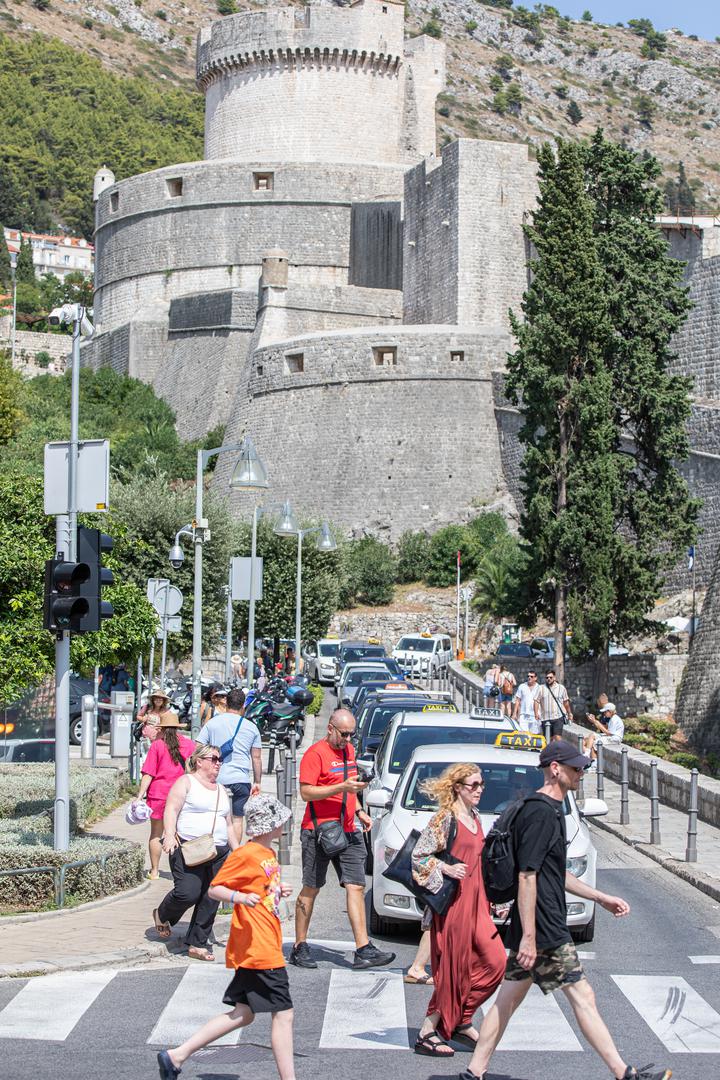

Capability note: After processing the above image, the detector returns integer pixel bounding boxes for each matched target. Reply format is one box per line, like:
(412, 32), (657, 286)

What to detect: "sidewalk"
(0, 715), (317, 979)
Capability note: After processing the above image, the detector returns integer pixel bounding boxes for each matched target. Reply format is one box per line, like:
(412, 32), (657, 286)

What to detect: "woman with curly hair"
(411, 762), (506, 1058)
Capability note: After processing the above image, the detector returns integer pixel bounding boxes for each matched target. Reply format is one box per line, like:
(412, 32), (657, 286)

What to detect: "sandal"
(414, 1032), (454, 1057)
(152, 908), (172, 939)
(404, 972), (434, 985)
(451, 1023), (478, 1049)
(187, 946), (214, 962)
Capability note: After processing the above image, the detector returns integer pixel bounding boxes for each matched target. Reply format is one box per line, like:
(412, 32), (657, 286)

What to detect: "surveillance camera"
(47, 304), (94, 338)
(168, 544), (184, 570)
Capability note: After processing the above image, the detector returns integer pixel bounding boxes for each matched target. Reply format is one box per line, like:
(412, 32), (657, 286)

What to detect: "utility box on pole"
(109, 692), (134, 757)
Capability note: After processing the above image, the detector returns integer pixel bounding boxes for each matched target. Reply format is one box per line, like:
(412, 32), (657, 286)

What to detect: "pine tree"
(567, 100), (583, 125)
(506, 132), (697, 685)
(15, 236), (36, 284)
(0, 237), (11, 292)
(664, 161), (696, 216)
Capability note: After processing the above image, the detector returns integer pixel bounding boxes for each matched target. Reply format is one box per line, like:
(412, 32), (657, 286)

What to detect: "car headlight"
(566, 855), (588, 877)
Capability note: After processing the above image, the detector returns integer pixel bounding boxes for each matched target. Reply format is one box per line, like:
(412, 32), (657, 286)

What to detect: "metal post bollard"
(577, 735), (585, 799)
(596, 741), (604, 800)
(650, 759), (661, 846)
(81, 694), (96, 761)
(289, 729), (298, 793)
(686, 768), (698, 862)
(461, 682), (467, 712)
(543, 720), (551, 745)
(619, 746), (630, 825)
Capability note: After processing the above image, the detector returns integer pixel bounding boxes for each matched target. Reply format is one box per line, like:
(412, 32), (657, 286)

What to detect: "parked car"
(495, 642), (534, 659)
(367, 742), (607, 937)
(529, 636), (630, 660)
(337, 662), (405, 707)
(351, 680), (415, 718)
(354, 691), (458, 762)
(392, 632), (453, 677)
(302, 637), (343, 684)
(0, 739), (55, 763)
(333, 639), (387, 683)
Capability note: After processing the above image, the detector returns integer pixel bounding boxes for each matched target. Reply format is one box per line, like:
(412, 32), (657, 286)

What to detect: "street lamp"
(274, 507), (337, 676)
(172, 439), (267, 737)
(9, 251), (17, 367)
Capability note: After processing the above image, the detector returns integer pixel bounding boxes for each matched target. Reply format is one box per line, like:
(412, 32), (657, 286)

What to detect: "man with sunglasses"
(463, 740), (670, 1080)
(290, 708), (395, 971)
(537, 669), (573, 741)
(512, 671), (542, 733)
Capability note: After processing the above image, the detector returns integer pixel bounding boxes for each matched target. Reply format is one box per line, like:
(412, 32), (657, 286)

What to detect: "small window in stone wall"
(373, 346), (397, 367)
(257, 364), (264, 376)
(450, 351), (465, 362)
(285, 352), (304, 374)
(166, 177), (183, 198)
(109, 192), (119, 212)
(253, 172), (274, 192)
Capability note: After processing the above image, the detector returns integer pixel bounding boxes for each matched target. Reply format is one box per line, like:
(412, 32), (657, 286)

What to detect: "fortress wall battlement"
(671, 252), (720, 403)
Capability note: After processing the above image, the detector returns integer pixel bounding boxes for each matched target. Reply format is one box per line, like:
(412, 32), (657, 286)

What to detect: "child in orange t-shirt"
(157, 795), (294, 1080)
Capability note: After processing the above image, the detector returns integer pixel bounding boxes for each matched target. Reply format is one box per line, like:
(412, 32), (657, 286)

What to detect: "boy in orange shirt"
(157, 794), (294, 1080)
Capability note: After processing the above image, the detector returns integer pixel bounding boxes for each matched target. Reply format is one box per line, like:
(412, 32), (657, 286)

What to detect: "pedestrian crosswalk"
(0, 962), (719, 1055)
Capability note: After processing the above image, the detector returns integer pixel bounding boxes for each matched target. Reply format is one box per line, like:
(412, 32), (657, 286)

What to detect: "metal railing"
(0, 847), (139, 909)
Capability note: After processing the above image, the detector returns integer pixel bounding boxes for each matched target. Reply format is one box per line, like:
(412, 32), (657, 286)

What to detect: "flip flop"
(187, 946), (215, 962)
(403, 973), (434, 985)
(152, 908), (172, 939)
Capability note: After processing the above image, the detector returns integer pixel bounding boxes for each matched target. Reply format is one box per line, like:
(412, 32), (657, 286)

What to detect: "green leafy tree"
(641, 30), (668, 59)
(421, 20), (442, 37)
(340, 537), (396, 606)
(494, 54), (515, 81)
(425, 525), (473, 587)
(567, 99), (583, 125)
(506, 132), (696, 685)
(15, 237), (36, 284)
(396, 530), (432, 584)
(506, 82), (523, 114)
(0, 237), (11, 291)
(471, 538), (523, 622)
(0, 351), (23, 445)
(634, 94), (655, 129)
(581, 9), (592, 20)
(216, 0), (236, 12)
(489, 74), (504, 92)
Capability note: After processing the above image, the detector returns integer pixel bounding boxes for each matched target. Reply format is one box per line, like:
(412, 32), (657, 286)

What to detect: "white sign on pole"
(231, 557), (263, 601)
(150, 584), (183, 617)
(147, 578), (169, 601)
(156, 615), (182, 638)
(43, 439), (110, 515)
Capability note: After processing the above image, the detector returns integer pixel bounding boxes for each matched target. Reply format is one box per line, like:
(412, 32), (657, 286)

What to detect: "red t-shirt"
(300, 739), (358, 832)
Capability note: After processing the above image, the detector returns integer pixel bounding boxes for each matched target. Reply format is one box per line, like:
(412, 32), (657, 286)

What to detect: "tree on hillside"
(506, 132), (696, 687)
(0, 351), (23, 445)
(664, 161), (696, 216)
(15, 237), (36, 284)
(567, 100), (583, 126)
(0, 238), (11, 292)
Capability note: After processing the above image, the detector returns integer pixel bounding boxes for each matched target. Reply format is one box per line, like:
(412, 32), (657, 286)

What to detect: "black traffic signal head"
(76, 527), (115, 632)
(43, 558), (91, 633)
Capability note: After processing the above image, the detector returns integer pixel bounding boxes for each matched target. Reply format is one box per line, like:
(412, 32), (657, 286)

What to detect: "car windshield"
(318, 643), (340, 657)
(389, 725), (508, 774)
(342, 646), (385, 663)
(498, 643), (530, 656)
(402, 761), (545, 812)
(397, 637), (434, 652)
(347, 669), (389, 686)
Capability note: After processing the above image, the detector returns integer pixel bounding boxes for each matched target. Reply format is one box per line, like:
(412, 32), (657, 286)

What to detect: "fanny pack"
(178, 786), (220, 866)
(310, 750), (349, 857)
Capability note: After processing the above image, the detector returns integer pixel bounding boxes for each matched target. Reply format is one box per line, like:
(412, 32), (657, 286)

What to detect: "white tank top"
(176, 775), (230, 845)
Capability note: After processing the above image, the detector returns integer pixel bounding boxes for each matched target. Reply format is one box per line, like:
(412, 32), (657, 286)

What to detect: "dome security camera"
(168, 544), (184, 570)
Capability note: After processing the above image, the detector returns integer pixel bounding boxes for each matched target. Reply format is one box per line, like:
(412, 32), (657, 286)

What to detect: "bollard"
(461, 682), (467, 712)
(686, 768), (699, 863)
(596, 741), (605, 800)
(284, 753), (293, 809)
(619, 746), (630, 825)
(289, 728), (298, 792)
(81, 694), (96, 761)
(577, 735), (585, 800)
(649, 759), (661, 846)
(275, 763), (284, 804)
(543, 720), (551, 745)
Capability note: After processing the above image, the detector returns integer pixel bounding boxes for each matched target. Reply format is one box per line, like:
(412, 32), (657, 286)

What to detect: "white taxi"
(366, 742), (607, 939)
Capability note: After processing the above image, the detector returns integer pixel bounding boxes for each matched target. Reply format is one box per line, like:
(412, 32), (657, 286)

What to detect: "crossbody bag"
(310, 750), (349, 857)
(178, 784), (221, 866)
(219, 714), (244, 762)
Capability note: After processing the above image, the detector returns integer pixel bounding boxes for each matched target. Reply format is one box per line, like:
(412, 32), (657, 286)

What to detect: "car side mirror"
(365, 789), (391, 810)
(580, 797), (608, 818)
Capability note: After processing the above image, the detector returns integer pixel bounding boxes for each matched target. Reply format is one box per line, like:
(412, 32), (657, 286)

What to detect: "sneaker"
(352, 942), (396, 969)
(289, 941), (318, 969)
(621, 1067), (672, 1080)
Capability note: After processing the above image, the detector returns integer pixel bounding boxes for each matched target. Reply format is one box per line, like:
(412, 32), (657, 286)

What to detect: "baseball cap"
(600, 702), (615, 713)
(539, 739), (591, 770)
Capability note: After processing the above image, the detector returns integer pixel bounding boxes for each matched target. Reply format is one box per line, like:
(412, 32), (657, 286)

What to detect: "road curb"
(0, 941), (180, 980)
(592, 817), (720, 904)
(0, 879), (151, 925)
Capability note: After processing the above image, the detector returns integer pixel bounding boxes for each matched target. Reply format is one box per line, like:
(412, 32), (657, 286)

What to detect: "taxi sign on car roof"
(367, 637), (381, 644)
(422, 702), (458, 712)
(494, 731), (546, 751)
(384, 682), (407, 690)
(420, 632), (432, 638)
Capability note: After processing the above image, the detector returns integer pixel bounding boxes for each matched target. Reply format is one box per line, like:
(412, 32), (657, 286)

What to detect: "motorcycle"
(245, 676), (312, 773)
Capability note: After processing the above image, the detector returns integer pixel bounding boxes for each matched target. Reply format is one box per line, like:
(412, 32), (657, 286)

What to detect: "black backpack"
(482, 794), (560, 903)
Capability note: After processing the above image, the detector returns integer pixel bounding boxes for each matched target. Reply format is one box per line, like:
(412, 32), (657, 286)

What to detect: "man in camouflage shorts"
(462, 741), (671, 1080)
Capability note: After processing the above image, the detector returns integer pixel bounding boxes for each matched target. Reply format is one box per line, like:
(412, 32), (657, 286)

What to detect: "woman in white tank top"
(153, 744), (238, 961)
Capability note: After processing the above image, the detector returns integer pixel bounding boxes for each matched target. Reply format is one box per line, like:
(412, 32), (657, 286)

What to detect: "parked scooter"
(245, 675), (311, 772)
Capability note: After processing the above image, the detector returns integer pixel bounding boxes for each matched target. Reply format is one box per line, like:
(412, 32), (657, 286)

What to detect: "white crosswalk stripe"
(612, 975), (720, 1053)
(147, 965), (243, 1046)
(0, 970), (117, 1041)
(319, 970), (409, 1050)
(485, 983), (582, 1052)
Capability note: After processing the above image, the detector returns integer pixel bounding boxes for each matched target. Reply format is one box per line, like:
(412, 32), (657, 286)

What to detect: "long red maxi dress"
(426, 819), (507, 1040)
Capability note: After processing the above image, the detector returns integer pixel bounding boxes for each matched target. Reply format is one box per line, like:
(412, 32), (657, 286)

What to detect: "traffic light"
(76, 527), (115, 632)
(43, 558), (91, 633)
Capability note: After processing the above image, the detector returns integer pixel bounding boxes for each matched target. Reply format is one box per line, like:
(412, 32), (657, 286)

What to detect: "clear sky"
(561, 1), (717, 41)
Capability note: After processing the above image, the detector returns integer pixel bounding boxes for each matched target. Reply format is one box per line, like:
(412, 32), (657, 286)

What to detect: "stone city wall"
(1, 327), (71, 368)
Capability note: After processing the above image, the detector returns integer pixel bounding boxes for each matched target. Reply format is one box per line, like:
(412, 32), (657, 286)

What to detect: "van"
(392, 632), (453, 676)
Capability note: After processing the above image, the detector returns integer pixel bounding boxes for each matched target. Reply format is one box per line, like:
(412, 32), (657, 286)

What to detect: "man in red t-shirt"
(289, 708), (396, 971)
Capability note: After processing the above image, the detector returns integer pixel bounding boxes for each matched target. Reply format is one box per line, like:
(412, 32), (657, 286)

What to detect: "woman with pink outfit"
(138, 712), (195, 879)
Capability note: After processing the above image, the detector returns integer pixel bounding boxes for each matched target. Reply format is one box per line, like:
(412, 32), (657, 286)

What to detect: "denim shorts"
(225, 782), (251, 817)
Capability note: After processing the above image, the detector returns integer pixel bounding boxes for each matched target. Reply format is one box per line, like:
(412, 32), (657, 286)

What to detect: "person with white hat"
(138, 712), (196, 879)
(138, 688), (173, 725)
(157, 795), (295, 1080)
(584, 702), (625, 762)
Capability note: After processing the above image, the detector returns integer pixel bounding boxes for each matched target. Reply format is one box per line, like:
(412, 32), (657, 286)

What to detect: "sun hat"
(158, 711), (181, 727)
(539, 739), (591, 770)
(244, 794), (292, 839)
(210, 684), (229, 699)
(149, 687), (171, 703)
(125, 799), (152, 825)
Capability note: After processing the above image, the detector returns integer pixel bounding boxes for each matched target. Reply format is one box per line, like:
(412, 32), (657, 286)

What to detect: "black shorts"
(225, 782), (251, 817)
(550, 717), (565, 738)
(300, 828), (366, 888)
(223, 966), (293, 1013)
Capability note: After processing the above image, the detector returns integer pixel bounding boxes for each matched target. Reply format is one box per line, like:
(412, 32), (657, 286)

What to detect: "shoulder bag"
(383, 814), (463, 916)
(310, 749), (349, 857)
(179, 785), (221, 866)
(219, 714), (244, 762)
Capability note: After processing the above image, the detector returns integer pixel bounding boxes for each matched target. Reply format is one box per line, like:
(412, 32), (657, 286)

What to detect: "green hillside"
(0, 34), (204, 239)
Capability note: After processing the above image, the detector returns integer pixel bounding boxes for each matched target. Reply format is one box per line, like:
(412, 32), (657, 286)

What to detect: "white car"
(335, 659), (402, 700)
(392, 632), (453, 677)
(367, 742), (607, 940)
(303, 638), (343, 684)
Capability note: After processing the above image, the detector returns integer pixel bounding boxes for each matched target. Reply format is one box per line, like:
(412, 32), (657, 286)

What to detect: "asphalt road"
(1, 828), (719, 1080)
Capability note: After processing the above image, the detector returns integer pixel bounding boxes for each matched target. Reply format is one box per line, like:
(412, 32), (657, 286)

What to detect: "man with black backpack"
(465, 740), (671, 1080)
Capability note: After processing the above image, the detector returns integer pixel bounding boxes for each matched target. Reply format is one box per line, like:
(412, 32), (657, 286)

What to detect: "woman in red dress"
(411, 762), (506, 1057)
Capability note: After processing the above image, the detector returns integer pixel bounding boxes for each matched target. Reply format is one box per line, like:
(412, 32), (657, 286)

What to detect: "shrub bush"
(0, 764), (124, 824)
(341, 537), (396, 606)
(34, 351), (52, 368)
(669, 752), (701, 770)
(648, 719), (676, 743)
(306, 683), (324, 716)
(426, 525), (471, 587)
(396, 530), (431, 584)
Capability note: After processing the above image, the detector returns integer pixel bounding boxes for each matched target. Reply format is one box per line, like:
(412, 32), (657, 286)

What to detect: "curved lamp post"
(275, 509), (337, 675)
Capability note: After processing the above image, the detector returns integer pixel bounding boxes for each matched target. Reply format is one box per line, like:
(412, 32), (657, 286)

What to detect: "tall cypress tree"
(0, 238), (11, 292)
(508, 132), (697, 684)
(15, 236), (36, 284)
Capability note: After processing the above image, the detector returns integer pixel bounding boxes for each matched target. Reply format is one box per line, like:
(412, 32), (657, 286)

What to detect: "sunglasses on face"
(204, 756), (222, 765)
(461, 781), (484, 791)
(330, 724), (354, 740)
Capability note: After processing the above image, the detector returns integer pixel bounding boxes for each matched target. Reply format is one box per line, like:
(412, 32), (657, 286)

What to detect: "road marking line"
(612, 975), (720, 1053)
(484, 983), (582, 1052)
(147, 965), (242, 1047)
(0, 970), (117, 1041)
(319, 970), (409, 1050)
(577, 951), (596, 960)
(689, 956), (720, 965)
